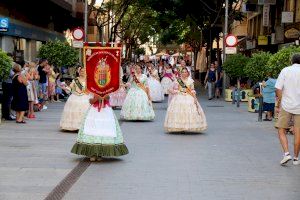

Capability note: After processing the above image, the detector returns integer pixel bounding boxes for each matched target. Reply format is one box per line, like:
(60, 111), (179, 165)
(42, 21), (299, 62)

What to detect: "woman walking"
(120, 64), (155, 121)
(161, 64), (175, 95)
(60, 67), (90, 131)
(71, 95), (129, 161)
(164, 67), (207, 133)
(147, 64), (164, 102)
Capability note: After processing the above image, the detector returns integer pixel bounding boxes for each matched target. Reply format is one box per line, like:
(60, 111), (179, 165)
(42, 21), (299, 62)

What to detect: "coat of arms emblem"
(94, 57), (111, 88)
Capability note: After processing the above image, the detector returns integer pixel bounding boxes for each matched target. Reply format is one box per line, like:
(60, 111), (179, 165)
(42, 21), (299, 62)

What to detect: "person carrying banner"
(60, 67), (90, 131)
(164, 67), (207, 133)
(120, 63), (155, 121)
(71, 47), (128, 161)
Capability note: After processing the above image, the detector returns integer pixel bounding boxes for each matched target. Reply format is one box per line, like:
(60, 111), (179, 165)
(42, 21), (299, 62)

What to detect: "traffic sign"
(225, 47), (237, 54)
(73, 40), (83, 48)
(225, 34), (238, 47)
(72, 27), (84, 40)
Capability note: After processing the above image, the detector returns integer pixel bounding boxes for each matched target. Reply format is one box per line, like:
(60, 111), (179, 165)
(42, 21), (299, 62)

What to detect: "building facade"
(0, 0), (83, 62)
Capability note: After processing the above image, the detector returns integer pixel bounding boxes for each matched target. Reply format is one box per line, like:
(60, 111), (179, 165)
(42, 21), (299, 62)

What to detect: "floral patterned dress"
(164, 77), (207, 133)
(120, 74), (155, 121)
(71, 96), (129, 157)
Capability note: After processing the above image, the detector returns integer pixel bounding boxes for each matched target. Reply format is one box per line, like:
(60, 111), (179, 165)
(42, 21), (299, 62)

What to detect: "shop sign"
(258, 35), (268, 45)
(262, 5), (270, 27)
(282, 12), (294, 23)
(0, 18), (9, 32)
(284, 28), (300, 39)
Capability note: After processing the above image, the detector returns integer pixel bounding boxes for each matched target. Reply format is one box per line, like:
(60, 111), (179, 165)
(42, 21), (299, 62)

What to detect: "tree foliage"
(244, 52), (272, 82)
(223, 54), (249, 78)
(267, 46), (300, 77)
(38, 40), (78, 67)
(0, 49), (13, 80)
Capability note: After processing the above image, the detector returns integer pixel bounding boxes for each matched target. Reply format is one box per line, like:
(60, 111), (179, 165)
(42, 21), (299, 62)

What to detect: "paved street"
(0, 94), (299, 200)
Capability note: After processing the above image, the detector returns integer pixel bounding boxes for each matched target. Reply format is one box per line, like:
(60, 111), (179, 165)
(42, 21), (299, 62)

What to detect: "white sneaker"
(42, 105), (48, 110)
(293, 159), (300, 165)
(280, 155), (292, 165)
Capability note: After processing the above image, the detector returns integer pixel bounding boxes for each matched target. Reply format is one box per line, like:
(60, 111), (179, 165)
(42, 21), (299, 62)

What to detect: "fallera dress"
(60, 78), (90, 131)
(161, 69), (174, 95)
(164, 77), (207, 133)
(120, 74), (155, 121)
(147, 69), (164, 102)
(71, 97), (129, 157)
(109, 69), (127, 107)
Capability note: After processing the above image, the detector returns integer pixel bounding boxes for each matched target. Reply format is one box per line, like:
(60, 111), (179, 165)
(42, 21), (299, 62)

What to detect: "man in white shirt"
(275, 54), (300, 166)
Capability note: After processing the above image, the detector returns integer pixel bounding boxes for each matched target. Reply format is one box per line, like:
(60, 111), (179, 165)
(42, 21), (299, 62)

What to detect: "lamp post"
(222, 0), (229, 98)
(84, 0), (88, 42)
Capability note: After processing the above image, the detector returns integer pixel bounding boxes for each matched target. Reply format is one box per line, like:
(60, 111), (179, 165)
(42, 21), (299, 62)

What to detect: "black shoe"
(5, 117), (15, 121)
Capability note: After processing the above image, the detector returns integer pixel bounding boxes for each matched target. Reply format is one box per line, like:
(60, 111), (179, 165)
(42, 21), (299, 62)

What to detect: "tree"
(267, 46), (300, 77)
(0, 49), (13, 80)
(38, 40), (79, 67)
(244, 52), (272, 82)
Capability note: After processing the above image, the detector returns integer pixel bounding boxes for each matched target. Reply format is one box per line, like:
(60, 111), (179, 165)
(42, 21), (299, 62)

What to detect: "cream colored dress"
(164, 77), (207, 133)
(60, 79), (90, 131)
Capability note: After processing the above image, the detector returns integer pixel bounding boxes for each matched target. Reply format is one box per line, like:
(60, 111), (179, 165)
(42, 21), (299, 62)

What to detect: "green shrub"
(244, 51), (272, 82)
(267, 45), (300, 77)
(223, 53), (250, 79)
(0, 49), (13, 80)
(38, 39), (79, 67)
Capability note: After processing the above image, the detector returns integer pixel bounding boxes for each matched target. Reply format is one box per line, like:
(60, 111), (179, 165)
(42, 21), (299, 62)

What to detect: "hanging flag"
(84, 46), (121, 98)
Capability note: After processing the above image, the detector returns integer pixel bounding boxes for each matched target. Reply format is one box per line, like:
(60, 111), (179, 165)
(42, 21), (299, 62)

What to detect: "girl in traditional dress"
(164, 67), (207, 133)
(71, 95), (129, 161)
(120, 64), (155, 121)
(147, 64), (164, 102)
(26, 62), (39, 118)
(60, 67), (90, 131)
(161, 64), (175, 95)
(109, 66), (127, 108)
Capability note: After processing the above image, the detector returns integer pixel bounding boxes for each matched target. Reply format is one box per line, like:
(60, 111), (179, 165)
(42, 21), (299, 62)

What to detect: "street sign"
(72, 27), (84, 40)
(225, 47), (237, 54)
(72, 40), (83, 48)
(225, 34), (238, 47)
(0, 18), (9, 32)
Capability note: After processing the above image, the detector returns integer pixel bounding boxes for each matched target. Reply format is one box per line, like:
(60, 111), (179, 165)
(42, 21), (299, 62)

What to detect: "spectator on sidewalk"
(262, 75), (276, 121)
(275, 54), (300, 166)
(48, 65), (59, 102)
(26, 62), (39, 119)
(11, 63), (29, 124)
(204, 63), (218, 100)
(2, 53), (15, 121)
(37, 59), (49, 110)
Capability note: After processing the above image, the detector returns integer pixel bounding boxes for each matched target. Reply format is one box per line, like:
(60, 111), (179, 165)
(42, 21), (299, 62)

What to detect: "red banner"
(84, 47), (121, 98)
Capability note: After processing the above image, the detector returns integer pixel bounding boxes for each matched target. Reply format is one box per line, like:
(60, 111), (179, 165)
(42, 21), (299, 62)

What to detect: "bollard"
(236, 88), (240, 108)
(232, 88), (236, 104)
(258, 95), (263, 122)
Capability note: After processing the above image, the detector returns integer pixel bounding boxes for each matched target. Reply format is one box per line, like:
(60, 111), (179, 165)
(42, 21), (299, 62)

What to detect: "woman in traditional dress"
(147, 64), (164, 102)
(60, 67), (90, 131)
(120, 64), (155, 121)
(71, 95), (129, 161)
(161, 64), (175, 95)
(109, 66), (127, 108)
(164, 67), (207, 133)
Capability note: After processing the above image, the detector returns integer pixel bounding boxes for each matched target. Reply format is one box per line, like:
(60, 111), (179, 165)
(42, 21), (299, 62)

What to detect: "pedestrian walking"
(275, 54), (300, 166)
(204, 63), (218, 100)
(120, 64), (155, 121)
(215, 61), (223, 98)
(161, 64), (175, 95)
(146, 63), (164, 102)
(11, 63), (29, 124)
(164, 67), (207, 133)
(60, 67), (90, 131)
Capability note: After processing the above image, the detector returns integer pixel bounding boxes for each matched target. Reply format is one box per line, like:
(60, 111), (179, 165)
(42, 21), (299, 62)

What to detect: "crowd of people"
(59, 57), (208, 161)
(2, 55), (70, 123)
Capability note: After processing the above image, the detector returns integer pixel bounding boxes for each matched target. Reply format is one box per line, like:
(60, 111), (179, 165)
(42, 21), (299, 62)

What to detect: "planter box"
(248, 96), (260, 113)
(225, 89), (254, 102)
